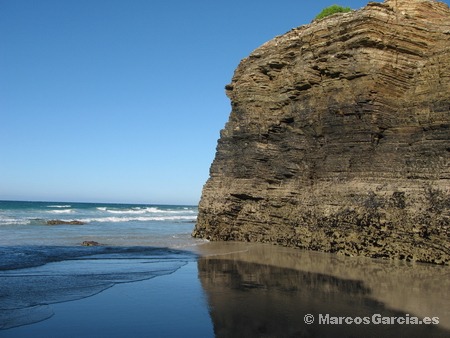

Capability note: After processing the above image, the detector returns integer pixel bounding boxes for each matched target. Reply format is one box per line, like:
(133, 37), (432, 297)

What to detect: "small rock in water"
(46, 220), (85, 225)
(82, 241), (101, 246)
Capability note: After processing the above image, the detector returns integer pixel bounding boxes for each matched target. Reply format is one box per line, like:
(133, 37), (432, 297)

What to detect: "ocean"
(1, 201), (449, 337)
(0, 200), (201, 248)
(0, 200), (211, 334)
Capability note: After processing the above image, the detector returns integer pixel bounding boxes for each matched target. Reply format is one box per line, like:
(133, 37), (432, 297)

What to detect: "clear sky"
(1, 0), (448, 205)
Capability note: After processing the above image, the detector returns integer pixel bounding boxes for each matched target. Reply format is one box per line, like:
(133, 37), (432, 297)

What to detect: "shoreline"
(1, 260), (214, 337)
(1, 241), (449, 337)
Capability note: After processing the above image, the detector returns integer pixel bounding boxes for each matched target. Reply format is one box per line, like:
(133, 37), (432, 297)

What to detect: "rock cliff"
(193, 0), (450, 264)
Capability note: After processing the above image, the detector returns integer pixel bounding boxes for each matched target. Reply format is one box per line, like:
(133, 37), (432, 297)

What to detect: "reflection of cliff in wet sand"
(197, 242), (450, 337)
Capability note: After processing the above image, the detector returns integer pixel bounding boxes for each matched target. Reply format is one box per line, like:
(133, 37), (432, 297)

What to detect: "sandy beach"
(1, 242), (449, 337)
(197, 242), (450, 337)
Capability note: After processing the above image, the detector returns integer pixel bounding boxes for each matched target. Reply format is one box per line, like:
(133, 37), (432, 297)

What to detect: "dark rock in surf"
(46, 220), (86, 225)
(81, 241), (101, 246)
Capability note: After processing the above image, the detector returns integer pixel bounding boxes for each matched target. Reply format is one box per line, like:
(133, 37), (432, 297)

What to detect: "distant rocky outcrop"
(193, 0), (450, 264)
(81, 241), (101, 246)
(46, 220), (85, 225)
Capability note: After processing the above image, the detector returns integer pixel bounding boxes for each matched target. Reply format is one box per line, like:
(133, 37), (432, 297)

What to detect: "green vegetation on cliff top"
(315, 4), (351, 20)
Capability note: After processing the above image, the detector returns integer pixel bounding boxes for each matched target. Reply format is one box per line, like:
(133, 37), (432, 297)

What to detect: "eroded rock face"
(193, 0), (450, 264)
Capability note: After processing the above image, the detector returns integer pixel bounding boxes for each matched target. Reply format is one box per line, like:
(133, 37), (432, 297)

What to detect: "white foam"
(0, 217), (31, 225)
(80, 215), (197, 223)
(47, 205), (71, 208)
(102, 207), (167, 215)
(143, 207), (161, 213)
(106, 209), (148, 215)
(161, 209), (196, 214)
(95, 206), (195, 216)
(47, 209), (73, 214)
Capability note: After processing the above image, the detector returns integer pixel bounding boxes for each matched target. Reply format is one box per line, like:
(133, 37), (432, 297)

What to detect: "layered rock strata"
(193, 0), (450, 264)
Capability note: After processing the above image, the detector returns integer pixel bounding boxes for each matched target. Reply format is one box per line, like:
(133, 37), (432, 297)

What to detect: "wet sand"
(1, 242), (449, 337)
(196, 242), (449, 337)
(1, 260), (214, 338)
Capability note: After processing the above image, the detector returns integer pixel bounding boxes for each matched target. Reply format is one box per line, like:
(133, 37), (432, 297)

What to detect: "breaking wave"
(47, 209), (74, 214)
(81, 215), (197, 223)
(0, 202), (198, 227)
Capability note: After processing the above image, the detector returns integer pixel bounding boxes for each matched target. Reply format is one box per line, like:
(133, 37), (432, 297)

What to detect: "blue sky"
(1, 0), (448, 205)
